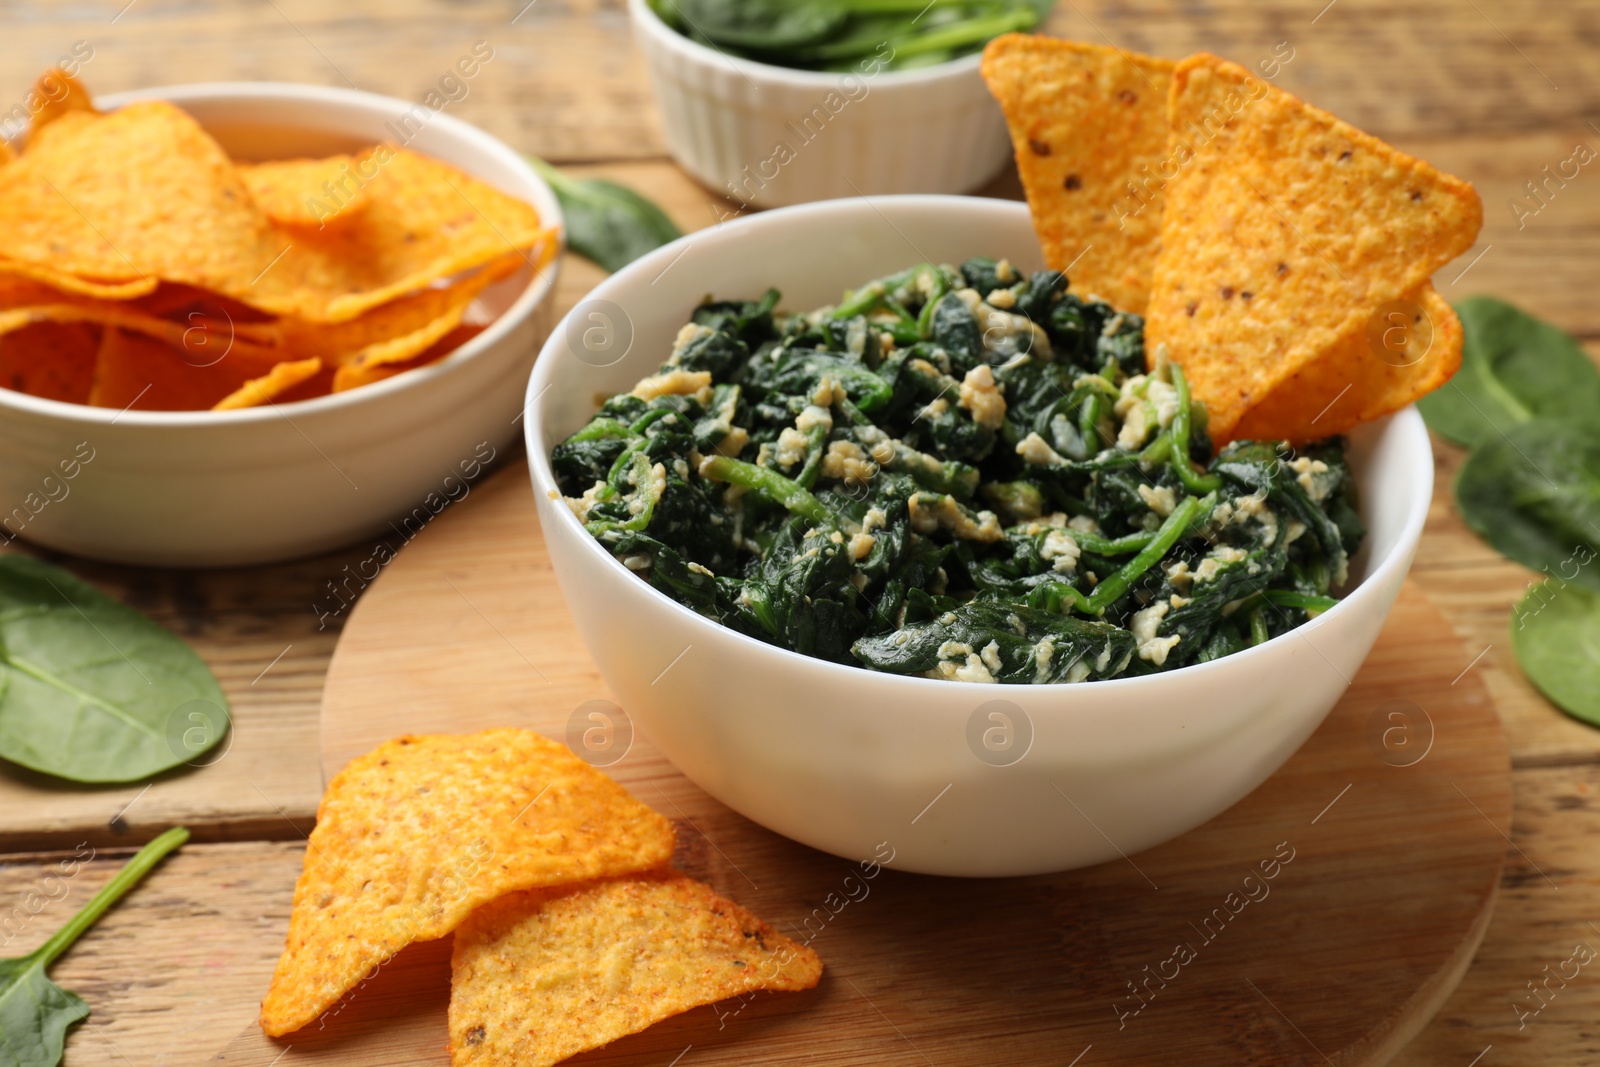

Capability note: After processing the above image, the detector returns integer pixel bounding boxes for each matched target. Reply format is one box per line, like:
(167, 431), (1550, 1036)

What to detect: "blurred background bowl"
(629, 0), (1013, 208)
(0, 82), (562, 568)
(526, 194), (1433, 877)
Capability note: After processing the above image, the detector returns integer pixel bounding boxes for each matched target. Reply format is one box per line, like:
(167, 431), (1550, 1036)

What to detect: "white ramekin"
(526, 195), (1433, 877)
(628, 0), (1013, 208)
(0, 83), (563, 568)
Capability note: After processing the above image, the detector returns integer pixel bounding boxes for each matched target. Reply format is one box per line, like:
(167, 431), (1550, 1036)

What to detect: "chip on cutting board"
(449, 871), (823, 1067)
(1145, 53), (1482, 441)
(981, 35), (1174, 314)
(258, 729), (676, 1037)
(1233, 284), (1462, 442)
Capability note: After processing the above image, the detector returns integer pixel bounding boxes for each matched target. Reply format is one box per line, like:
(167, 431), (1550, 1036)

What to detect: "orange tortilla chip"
(449, 871), (823, 1067)
(0, 300), (282, 360)
(0, 274), (91, 309)
(0, 260), (157, 300)
(328, 314), (462, 393)
(0, 101), (273, 288)
(0, 103), (550, 322)
(269, 359), (337, 403)
(212, 356), (322, 410)
(287, 253), (519, 365)
(328, 256), (519, 391)
(0, 321), (98, 403)
(0, 256), (512, 401)
(258, 729), (677, 1038)
(1146, 53), (1483, 442)
(982, 35), (1174, 313)
(239, 154), (373, 228)
(327, 323), (487, 392)
(1233, 284), (1462, 442)
(87, 327), (282, 411)
(28, 68), (96, 143)
(285, 147), (556, 323)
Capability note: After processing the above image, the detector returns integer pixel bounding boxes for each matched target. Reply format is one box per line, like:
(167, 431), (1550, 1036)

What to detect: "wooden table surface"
(0, 2), (1595, 1064)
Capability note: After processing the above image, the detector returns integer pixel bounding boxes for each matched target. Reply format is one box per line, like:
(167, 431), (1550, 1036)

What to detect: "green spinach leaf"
(1455, 420), (1600, 593)
(648, 0), (1045, 71)
(0, 827), (187, 1067)
(0, 556), (229, 783)
(527, 157), (682, 275)
(1417, 297), (1600, 450)
(1513, 581), (1600, 725)
(669, 0), (847, 52)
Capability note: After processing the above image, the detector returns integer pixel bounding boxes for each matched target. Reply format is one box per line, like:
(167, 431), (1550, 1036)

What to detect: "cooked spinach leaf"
(1513, 581), (1600, 725)
(1455, 420), (1600, 594)
(554, 259), (1360, 682)
(527, 157), (682, 274)
(1417, 297), (1600, 450)
(0, 827), (188, 1067)
(0, 557), (230, 782)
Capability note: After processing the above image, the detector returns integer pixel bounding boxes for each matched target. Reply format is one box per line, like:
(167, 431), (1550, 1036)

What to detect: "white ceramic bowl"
(629, 0), (1012, 208)
(0, 83), (562, 568)
(527, 196), (1432, 877)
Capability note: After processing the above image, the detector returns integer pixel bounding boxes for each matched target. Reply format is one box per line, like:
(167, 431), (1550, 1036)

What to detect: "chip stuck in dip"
(0, 69), (557, 412)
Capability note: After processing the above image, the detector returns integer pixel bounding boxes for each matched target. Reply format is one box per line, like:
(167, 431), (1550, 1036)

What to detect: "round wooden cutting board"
(291, 458), (1508, 1067)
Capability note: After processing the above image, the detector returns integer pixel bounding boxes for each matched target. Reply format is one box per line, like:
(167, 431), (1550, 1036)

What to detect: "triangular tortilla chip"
(239, 154), (374, 229)
(329, 323), (487, 392)
(0, 259), (156, 300)
(328, 255), (518, 392)
(259, 729), (677, 1038)
(252, 147), (556, 323)
(1234, 284), (1462, 442)
(1146, 53), (1482, 441)
(0, 300), (276, 353)
(87, 327), (285, 410)
(212, 355), (322, 409)
(449, 871), (822, 1067)
(981, 35), (1174, 313)
(28, 69), (96, 144)
(0, 102), (551, 323)
(0, 321), (97, 402)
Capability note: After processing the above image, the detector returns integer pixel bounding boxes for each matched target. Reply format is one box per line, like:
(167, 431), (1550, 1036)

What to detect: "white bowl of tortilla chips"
(0, 77), (561, 566)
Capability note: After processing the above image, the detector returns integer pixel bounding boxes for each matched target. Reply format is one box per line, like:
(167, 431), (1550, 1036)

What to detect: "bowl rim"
(627, 0), (988, 88)
(527, 193), (1434, 695)
(0, 79), (564, 429)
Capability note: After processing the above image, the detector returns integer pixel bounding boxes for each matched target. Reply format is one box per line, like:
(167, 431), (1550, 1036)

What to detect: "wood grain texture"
(0, 0), (1590, 1062)
(2, 0), (1594, 153)
(6, 764), (1578, 1067)
(0, 841), (303, 1067)
(305, 457), (1508, 1067)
